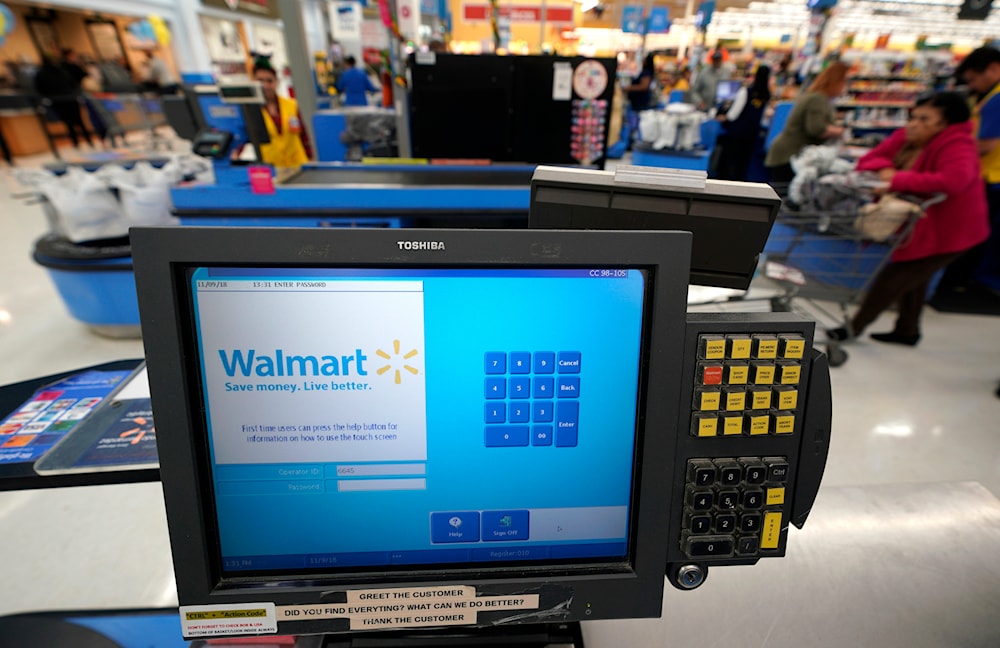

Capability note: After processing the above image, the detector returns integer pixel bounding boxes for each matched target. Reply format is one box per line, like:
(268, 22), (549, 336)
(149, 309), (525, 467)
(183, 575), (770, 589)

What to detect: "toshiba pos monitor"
(132, 227), (690, 641)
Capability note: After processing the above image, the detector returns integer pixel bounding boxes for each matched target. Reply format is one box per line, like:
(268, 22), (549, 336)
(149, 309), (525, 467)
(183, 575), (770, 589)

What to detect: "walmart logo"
(375, 339), (420, 385)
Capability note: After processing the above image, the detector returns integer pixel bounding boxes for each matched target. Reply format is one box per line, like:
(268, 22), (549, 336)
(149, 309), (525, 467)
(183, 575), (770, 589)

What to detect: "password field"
(335, 478), (427, 492)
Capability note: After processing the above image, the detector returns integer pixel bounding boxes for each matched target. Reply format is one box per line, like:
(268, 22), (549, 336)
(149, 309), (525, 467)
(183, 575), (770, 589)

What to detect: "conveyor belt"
(282, 167), (535, 187)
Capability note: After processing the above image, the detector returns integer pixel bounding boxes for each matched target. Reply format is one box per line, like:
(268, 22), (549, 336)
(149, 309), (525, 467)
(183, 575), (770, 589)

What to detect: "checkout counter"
(170, 163), (535, 228)
(167, 82), (536, 228)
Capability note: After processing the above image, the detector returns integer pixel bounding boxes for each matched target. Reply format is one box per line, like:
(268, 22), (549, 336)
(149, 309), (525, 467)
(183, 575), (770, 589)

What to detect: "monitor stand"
(318, 621), (584, 647)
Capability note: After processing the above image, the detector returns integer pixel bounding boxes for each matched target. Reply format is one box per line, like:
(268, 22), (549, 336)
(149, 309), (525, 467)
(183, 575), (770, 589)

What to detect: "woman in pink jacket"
(829, 92), (990, 346)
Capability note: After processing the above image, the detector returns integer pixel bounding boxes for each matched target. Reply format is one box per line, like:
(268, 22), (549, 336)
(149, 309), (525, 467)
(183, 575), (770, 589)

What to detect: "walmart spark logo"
(375, 339), (420, 385)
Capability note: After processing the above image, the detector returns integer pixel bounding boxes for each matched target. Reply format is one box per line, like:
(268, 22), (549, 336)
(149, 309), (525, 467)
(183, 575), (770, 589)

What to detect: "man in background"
(939, 47), (1000, 297)
(690, 50), (729, 112)
(34, 50), (94, 149)
(139, 51), (178, 94)
(953, 46), (1000, 400)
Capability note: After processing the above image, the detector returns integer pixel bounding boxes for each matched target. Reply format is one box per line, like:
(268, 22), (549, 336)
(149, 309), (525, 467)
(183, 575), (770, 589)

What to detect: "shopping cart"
(759, 175), (945, 366)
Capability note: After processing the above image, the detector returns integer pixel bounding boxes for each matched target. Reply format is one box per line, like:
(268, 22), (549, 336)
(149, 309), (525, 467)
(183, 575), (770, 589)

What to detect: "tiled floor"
(1, 148), (999, 627)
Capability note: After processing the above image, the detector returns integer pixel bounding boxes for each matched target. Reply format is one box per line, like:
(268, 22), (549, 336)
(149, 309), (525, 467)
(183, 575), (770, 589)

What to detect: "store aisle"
(0, 160), (998, 620)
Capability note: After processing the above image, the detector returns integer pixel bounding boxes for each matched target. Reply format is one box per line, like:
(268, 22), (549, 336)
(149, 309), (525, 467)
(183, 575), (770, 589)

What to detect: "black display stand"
(408, 54), (614, 168)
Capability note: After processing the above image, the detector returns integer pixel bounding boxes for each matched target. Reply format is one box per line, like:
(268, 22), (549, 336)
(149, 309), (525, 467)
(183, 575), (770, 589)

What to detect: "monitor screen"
(198, 266), (643, 573)
(715, 80), (742, 105)
(133, 228), (690, 639)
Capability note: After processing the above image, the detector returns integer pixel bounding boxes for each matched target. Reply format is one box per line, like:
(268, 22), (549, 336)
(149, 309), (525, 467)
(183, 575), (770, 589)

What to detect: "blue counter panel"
(170, 186), (530, 212)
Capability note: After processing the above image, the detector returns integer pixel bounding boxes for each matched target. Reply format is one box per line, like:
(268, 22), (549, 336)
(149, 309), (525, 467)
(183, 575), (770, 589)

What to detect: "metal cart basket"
(760, 175), (945, 366)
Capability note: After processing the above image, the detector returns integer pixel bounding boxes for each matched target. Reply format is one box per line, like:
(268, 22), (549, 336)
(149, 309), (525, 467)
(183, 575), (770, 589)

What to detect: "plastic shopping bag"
(19, 167), (128, 243)
(101, 161), (179, 228)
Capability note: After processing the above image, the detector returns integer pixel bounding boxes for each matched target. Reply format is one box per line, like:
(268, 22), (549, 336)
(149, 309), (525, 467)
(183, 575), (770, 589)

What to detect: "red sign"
(463, 4), (574, 24)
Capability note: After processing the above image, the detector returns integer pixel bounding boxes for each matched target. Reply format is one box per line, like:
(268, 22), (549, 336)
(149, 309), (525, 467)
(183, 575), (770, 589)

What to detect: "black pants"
(938, 185), (1000, 289)
(715, 135), (756, 182)
(851, 251), (964, 337)
(765, 163), (795, 196)
(0, 128), (11, 165)
(51, 100), (92, 149)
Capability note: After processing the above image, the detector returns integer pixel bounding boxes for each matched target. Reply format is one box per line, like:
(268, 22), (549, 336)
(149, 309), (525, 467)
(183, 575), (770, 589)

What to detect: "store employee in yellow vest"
(955, 46), (1000, 400)
(252, 60), (312, 168)
(937, 47), (1000, 296)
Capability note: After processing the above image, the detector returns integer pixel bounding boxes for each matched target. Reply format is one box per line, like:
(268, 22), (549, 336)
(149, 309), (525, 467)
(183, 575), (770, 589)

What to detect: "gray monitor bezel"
(132, 227), (690, 632)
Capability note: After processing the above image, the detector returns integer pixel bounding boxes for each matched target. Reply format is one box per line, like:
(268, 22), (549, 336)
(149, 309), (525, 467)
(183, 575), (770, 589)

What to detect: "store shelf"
(849, 75), (928, 82)
(836, 101), (918, 108)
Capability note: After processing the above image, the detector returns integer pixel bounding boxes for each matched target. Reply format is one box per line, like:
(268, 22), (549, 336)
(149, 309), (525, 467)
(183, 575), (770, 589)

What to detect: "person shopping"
(623, 53), (657, 113)
(828, 92), (990, 346)
(336, 56), (377, 107)
(253, 60), (311, 169)
(715, 65), (771, 181)
(764, 61), (848, 184)
(690, 50), (727, 112)
(34, 51), (94, 149)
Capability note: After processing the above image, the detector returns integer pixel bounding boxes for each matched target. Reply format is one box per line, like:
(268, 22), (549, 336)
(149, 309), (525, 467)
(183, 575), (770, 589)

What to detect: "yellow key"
(725, 390), (746, 411)
(698, 390), (721, 411)
(782, 337), (805, 359)
(777, 390), (798, 410)
(755, 337), (779, 359)
(780, 365), (802, 385)
(761, 511), (782, 549)
(753, 364), (775, 385)
(748, 415), (770, 435)
(729, 337), (752, 360)
(701, 336), (726, 360)
(723, 416), (744, 436)
(727, 364), (749, 385)
(767, 487), (786, 506)
(775, 415), (795, 434)
(694, 415), (718, 437)
(751, 390), (772, 410)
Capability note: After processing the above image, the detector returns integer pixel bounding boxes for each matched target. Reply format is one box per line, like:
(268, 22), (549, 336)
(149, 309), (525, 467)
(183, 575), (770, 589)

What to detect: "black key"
(744, 463), (767, 485)
(740, 513), (763, 534)
(689, 489), (714, 511)
(737, 536), (760, 555)
(717, 490), (739, 510)
(715, 459), (741, 483)
(685, 536), (735, 558)
(720, 465), (743, 486)
(765, 457), (790, 483)
(688, 459), (716, 486)
(714, 513), (737, 534)
(743, 490), (764, 509)
(688, 514), (712, 535)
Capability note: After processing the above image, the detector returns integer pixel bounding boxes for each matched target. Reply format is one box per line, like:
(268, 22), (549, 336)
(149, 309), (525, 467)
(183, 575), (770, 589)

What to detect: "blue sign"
(622, 5), (644, 34)
(648, 7), (670, 34)
(420, 0), (437, 16)
(695, 1), (715, 29)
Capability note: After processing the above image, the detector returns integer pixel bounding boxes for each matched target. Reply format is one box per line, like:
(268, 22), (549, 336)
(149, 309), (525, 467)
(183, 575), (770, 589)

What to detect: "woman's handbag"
(854, 193), (924, 242)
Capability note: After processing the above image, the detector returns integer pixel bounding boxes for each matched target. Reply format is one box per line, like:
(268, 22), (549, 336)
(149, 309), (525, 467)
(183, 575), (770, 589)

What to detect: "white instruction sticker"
(180, 602), (277, 637)
(553, 63), (572, 101)
(277, 585), (540, 630)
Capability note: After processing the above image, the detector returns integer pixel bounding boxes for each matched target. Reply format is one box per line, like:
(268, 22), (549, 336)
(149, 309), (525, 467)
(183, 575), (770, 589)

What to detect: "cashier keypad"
(483, 351), (580, 448)
(669, 314), (826, 579)
(682, 457), (789, 558)
(691, 333), (806, 439)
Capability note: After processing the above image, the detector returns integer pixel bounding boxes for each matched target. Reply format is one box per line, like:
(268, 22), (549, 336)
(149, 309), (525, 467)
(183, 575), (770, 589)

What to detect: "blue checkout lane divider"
(170, 185), (530, 212)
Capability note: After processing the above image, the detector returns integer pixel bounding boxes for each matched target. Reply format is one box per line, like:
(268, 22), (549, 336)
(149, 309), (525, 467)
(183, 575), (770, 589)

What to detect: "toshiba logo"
(397, 241), (446, 251)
